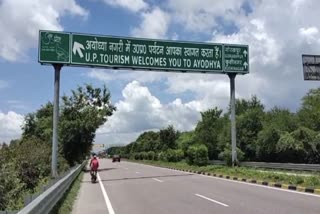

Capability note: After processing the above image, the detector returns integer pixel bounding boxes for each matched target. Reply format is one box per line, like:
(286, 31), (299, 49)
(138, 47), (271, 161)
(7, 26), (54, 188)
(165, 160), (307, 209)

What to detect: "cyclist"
(90, 154), (99, 182)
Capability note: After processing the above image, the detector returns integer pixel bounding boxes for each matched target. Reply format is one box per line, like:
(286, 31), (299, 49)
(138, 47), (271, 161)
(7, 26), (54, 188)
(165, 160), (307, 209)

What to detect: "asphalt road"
(72, 159), (320, 214)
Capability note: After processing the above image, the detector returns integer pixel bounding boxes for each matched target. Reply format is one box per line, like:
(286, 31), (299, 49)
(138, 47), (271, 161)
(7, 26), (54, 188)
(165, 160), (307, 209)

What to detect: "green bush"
(158, 152), (167, 161)
(175, 149), (184, 161)
(140, 152), (148, 160)
(133, 153), (141, 160)
(218, 147), (244, 166)
(166, 149), (176, 162)
(186, 144), (209, 166)
(159, 149), (185, 162)
(0, 163), (26, 210)
(153, 152), (158, 161)
(147, 151), (155, 160)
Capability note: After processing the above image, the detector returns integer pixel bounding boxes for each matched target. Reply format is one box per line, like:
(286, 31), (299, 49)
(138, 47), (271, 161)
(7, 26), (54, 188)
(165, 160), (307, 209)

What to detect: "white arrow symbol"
(73, 41), (85, 58)
(243, 62), (248, 69)
(243, 50), (248, 57)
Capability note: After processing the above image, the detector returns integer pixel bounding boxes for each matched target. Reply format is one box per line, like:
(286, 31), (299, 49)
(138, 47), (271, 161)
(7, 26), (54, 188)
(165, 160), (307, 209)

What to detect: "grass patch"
(131, 160), (320, 189)
(50, 171), (84, 214)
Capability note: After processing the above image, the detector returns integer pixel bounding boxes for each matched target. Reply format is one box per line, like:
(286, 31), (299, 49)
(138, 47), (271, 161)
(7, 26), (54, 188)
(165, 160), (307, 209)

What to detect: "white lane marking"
(152, 178), (164, 183)
(124, 167), (129, 170)
(135, 171), (140, 174)
(125, 161), (320, 198)
(97, 173), (115, 214)
(195, 194), (229, 207)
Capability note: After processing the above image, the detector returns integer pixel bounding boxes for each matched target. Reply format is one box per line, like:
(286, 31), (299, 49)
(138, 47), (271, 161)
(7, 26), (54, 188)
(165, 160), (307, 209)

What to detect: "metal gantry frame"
(50, 68), (240, 177)
(43, 31), (248, 177)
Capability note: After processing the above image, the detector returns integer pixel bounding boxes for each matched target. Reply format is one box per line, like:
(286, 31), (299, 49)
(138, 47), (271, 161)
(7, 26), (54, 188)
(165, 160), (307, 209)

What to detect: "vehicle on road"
(112, 155), (121, 162)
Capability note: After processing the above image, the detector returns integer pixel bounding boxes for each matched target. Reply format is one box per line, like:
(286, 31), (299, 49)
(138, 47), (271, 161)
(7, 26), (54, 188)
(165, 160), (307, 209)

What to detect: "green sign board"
(39, 31), (70, 63)
(39, 30), (249, 74)
(224, 45), (249, 72)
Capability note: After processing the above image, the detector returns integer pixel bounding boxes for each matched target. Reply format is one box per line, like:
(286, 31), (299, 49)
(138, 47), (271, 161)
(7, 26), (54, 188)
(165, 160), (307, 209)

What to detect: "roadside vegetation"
(0, 84), (115, 211)
(108, 88), (320, 187)
(109, 88), (320, 165)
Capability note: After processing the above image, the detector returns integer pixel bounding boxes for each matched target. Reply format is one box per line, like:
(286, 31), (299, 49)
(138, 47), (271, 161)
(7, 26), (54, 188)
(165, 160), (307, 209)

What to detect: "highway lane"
(72, 159), (320, 214)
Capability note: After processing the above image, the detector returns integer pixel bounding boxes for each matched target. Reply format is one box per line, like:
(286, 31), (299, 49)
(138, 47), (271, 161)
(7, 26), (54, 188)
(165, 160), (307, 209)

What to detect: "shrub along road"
(72, 159), (320, 214)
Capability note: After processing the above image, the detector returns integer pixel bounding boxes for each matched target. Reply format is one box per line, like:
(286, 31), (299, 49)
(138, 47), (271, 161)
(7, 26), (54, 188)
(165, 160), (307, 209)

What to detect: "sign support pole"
(228, 73), (237, 166)
(52, 64), (62, 177)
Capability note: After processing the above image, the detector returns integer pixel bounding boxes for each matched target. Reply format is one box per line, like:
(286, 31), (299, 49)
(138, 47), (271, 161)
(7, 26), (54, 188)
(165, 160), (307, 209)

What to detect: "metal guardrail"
(209, 160), (320, 171)
(15, 161), (86, 214)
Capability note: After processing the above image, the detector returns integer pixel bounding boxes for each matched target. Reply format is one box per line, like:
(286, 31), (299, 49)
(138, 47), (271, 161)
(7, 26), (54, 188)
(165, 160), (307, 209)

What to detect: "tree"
(291, 127), (317, 163)
(237, 108), (264, 160)
(135, 131), (160, 152)
(159, 125), (179, 151)
(186, 144), (209, 166)
(216, 114), (231, 154)
(307, 134), (320, 164)
(235, 95), (264, 116)
(233, 96), (265, 160)
(256, 127), (280, 161)
(21, 84), (116, 166)
(256, 107), (297, 161)
(276, 132), (304, 163)
(265, 107), (298, 132)
(60, 84), (116, 165)
(22, 103), (53, 142)
(298, 88), (320, 131)
(177, 131), (196, 155)
(194, 107), (224, 159)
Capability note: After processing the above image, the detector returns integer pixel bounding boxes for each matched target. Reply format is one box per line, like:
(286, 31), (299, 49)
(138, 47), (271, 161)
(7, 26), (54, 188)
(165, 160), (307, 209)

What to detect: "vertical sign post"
(225, 45), (249, 166)
(52, 64), (62, 177)
(228, 73), (237, 166)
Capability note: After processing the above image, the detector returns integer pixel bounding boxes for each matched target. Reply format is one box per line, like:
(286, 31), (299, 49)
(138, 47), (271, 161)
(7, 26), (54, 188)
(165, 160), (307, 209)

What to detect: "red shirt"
(90, 158), (99, 171)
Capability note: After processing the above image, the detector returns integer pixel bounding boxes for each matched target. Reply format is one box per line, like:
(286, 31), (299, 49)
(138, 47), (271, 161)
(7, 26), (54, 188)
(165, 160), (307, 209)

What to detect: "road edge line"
(97, 173), (115, 214)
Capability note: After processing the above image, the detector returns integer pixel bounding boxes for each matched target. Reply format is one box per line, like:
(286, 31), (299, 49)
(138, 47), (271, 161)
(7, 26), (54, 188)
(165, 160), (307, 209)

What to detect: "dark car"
(112, 155), (121, 162)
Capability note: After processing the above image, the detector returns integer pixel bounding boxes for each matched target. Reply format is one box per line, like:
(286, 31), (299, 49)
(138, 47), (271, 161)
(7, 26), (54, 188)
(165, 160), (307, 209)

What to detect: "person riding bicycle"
(90, 154), (99, 181)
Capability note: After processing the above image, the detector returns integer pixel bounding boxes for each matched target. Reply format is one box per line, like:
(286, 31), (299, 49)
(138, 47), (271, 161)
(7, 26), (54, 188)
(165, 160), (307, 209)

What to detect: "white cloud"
(87, 69), (169, 83)
(102, 0), (148, 12)
(132, 7), (171, 39)
(299, 27), (319, 44)
(167, 0), (246, 32)
(0, 111), (24, 143)
(0, 0), (88, 61)
(94, 81), (201, 144)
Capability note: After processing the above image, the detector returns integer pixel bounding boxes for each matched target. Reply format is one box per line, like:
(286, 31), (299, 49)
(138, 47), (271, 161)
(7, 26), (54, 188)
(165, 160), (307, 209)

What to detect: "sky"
(1, 0), (320, 145)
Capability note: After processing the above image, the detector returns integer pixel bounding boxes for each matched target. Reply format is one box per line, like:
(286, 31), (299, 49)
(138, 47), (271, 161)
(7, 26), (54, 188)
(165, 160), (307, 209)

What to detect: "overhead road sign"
(39, 30), (249, 74)
(302, 54), (320, 80)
